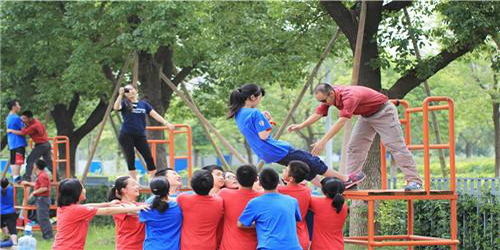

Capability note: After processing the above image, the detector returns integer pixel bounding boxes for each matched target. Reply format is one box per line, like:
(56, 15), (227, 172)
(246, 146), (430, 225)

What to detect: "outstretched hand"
(311, 140), (326, 156)
(165, 122), (175, 131)
(287, 124), (301, 133)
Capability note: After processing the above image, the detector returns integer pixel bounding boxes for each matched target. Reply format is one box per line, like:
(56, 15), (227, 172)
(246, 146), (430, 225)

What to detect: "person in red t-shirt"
(201, 165), (226, 195)
(7, 110), (54, 182)
(108, 176), (145, 250)
(219, 165), (262, 250)
(177, 170), (223, 250)
(310, 177), (348, 250)
(278, 160), (312, 250)
(223, 171), (239, 189)
(52, 179), (148, 250)
(288, 83), (422, 190)
(22, 160), (54, 240)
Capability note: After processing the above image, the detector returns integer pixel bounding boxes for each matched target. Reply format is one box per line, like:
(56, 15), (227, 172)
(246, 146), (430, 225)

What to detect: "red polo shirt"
(20, 119), (49, 144)
(310, 197), (348, 250)
(52, 204), (97, 250)
(278, 184), (311, 250)
(113, 206), (145, 250)
(34, 170), (50, 197)
(316, 86), (388, 118)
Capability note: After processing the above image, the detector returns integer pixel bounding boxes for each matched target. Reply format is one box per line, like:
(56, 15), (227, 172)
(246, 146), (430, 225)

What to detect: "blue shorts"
(276, 148), (328, 181)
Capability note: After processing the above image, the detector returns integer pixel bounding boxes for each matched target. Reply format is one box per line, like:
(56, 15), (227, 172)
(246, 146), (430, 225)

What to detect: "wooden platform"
(344, 189), (457, 200)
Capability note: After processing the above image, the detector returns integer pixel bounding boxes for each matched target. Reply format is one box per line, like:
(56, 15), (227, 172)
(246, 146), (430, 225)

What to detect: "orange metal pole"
(186, 125), (193, 182)
(169, 129), (175, 170)
(65, 136), (70, 178)
(422, 99), (431, 194)
(380, 144), (387, 189)
(151, 142), (157, 166)
(368, 200), (375, 250)
(407, 199), (414, 250)
(447, 99), (456, 192)
(450, 199), (458, 250)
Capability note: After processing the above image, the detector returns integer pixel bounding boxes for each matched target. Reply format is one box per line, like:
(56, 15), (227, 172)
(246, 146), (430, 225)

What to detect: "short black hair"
(236, 164), (258, 188)
(36, 159), (47, 170)
(259, 168), (279, 191)
(190, 170), (214, 196)
(21, 110), (33, 118)
(1, 178), (9, 189)
(6, 100), (18, 110)
(57, 178), (83, 207)
(288, 160), (310, 183)
(202, 165), (224, 173)
(155, 168), (174, 177)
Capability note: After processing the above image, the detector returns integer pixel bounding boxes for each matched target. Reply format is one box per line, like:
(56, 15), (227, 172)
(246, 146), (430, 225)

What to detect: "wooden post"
(158, 71), (248, 165)
(81, 54), (133, 182)
(403, 8), (448, 178)
(340, 1), (367, 174)
(179, 82), (231, 170)
(257, 28), (341, 170)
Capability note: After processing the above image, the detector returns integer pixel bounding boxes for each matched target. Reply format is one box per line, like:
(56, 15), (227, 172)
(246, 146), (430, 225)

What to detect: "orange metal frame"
(13, 135), (71, 230)
(146, 124), (193, 183)
(344, 97), (459, 249)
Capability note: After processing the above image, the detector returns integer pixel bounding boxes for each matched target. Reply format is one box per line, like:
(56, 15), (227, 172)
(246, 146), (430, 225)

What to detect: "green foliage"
(377, 193), (500, 250)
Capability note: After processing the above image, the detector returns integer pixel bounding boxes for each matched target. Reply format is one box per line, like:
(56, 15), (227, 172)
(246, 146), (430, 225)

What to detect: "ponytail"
(150, 177), (170, 214)
(152, 195), (170, 213)
(321, 177), (345, 214)
(124, 99), (133, 112)
(226, 83), (265, 119)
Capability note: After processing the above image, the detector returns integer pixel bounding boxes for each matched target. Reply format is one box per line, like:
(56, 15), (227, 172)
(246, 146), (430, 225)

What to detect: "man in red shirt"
(288, 84), (422, 190)
(25, 160), (54, 239)
(278, 160), (312, 250)
(219, 164), (262, 250)
(177, 170), (224, 250)
(7, 111), (53, 182)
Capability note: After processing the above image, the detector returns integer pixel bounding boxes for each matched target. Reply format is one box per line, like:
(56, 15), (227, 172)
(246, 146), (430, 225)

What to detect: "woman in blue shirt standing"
(113, 84), (175, 179)
(0, 178), (17, 247)
(139, 177), (182, 250)
(227, 83), (364, 188)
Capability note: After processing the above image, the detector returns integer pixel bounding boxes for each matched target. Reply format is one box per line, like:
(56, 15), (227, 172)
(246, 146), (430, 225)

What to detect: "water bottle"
(18, 222), (37, 250)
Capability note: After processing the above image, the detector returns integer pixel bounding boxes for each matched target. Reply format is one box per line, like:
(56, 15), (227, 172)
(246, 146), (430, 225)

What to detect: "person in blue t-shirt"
(5, 100), (27, 183)
(238, 168), (302, 250)
(145, 168), (186, 204)
(139, 177), (182, 250)
(113, 84), (175, 179)
(227, 83), (365, 188)
(0, 178), (18, 247)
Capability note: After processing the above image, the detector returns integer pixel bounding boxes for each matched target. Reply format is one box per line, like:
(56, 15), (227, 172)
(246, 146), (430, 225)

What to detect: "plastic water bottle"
(18, 222), (37, 250)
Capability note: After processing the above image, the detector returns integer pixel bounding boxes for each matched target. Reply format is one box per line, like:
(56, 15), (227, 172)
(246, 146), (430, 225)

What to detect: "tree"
(320, 0), (499, 239)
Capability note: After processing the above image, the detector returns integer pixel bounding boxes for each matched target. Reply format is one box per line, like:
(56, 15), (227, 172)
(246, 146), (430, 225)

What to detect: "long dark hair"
(150, 177), (170, 213)
(1, 178), (9, 195)
(58, 179), (83, 207)
(108, 176), (132, 201)
(321, 177), (345, 213)
(227, 83), (265, 119)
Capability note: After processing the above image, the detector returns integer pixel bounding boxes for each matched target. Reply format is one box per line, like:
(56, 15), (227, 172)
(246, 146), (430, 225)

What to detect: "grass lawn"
(2, 225), (116, 250)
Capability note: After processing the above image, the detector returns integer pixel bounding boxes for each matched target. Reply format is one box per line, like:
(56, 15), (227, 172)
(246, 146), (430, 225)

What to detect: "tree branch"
(172, 64), (197, 85)
(383, 1), (413, 13)
(387, 38), (485, 98)
(320, 1), (357, 49)
(67, 93), (80, 118)
(73, 98), (107, 140)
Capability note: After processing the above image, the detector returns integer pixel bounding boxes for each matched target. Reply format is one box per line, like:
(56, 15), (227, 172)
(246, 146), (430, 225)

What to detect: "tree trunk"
(138, 46), (175, 170)
(465, 141), (473, 158)
(349, 135), (382, 246)
(494, 101), (499, 177)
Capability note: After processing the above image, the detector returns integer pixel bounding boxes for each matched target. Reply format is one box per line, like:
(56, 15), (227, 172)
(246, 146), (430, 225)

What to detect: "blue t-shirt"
(235, 108), (291, 163)
(239, 193), (302, 250)
(6, 114), (27, 150)
(120, 100), (153, 136)
(0, 186), (15, 214)
(139, 201), (182, 250)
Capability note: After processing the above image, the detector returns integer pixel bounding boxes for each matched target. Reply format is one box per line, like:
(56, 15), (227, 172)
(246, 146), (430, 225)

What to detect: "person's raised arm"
(6, 129), (24, 136)
(84, 200), (121, 208)
(311, 117), (349, 156)
(149, 110), (175, 131)
(287, 113), (323, 132)
(113, 88), (125, 111)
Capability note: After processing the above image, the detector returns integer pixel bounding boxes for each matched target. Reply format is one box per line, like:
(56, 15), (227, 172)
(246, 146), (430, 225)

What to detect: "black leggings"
(119, 132), (156, 171)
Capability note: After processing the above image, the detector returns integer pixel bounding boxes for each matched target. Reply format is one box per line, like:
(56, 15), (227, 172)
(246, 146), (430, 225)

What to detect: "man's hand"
(287, 124), (302, 133)
(311, 140), (327, 156)
(262, 111), (272, 121)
